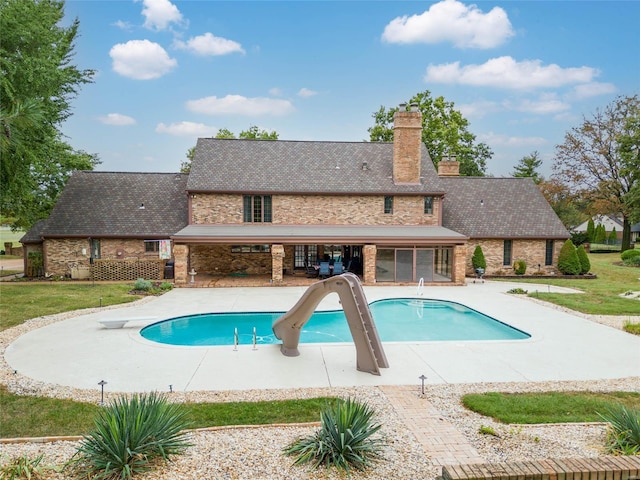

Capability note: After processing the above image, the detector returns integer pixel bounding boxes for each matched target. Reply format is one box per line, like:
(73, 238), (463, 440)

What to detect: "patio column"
(173, 244), (188, 284)
(362, 244), (376, 285)
(271, 244), (285, 283)
(452, 244), (467, 285)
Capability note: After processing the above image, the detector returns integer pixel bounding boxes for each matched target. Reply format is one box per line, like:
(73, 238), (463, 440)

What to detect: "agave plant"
(598, 403), (640, 455)
(70, 392), (192, 479)
(284, 397), (385, 472)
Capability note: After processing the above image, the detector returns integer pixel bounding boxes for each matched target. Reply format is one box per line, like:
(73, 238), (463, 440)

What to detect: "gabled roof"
(187, 138), (444, 195)
(20, 219), (47, 244)
(40, 172), (188, 238)
(440, 177), (569, 239)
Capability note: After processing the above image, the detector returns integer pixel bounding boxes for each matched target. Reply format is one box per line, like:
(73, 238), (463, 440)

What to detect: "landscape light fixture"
(98, 380), (107, 405)
(419, 374), (427, 395)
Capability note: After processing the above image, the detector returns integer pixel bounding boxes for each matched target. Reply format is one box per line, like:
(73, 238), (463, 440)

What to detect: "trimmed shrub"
(557, 239), (581, 275)
(594, 224), (606, 244)
(513, 259), (526, 275)
(576, 245), (590, 274)
(71, 392), (192, 479)
(133, 278), (153, 291)
(586, 218), (595, 242)
(471, 245), (487, 270)
(621, 249), (640, 261)
(570, 231), (589, 246)
(284, 397), (385, 472)
(624, 256), (640, 267)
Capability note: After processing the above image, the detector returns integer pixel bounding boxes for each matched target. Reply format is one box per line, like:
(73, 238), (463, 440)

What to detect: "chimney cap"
(399, 102), (407, 110)
(410, 102), (419, 112)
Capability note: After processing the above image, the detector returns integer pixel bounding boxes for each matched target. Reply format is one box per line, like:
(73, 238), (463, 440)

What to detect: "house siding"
(465, 239), (563, 275)
(191, 193), (440, 226)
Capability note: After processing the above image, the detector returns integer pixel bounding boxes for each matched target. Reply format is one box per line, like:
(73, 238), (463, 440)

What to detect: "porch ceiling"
(171, 224), (468, 245)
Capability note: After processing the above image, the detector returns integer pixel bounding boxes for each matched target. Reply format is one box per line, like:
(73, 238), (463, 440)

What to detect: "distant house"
(22, 107), (568, 284)
(632, 222), (640, 243)
(574, 214), (624, 240)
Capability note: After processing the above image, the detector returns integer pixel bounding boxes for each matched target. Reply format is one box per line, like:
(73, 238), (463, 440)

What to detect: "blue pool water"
(140, 298), (530, 346)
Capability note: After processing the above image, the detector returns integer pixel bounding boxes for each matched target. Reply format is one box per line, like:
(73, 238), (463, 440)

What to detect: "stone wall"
(192, 193), (440, 226)
(189, 245), (272, 275)
(44, 238), (171, 277)
(392, 110), (422, 184)
(465, 239), (562, 275)
(452, 244), (466, 285)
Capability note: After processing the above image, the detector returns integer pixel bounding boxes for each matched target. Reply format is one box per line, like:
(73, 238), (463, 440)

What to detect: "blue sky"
(61, 0), (640, 177)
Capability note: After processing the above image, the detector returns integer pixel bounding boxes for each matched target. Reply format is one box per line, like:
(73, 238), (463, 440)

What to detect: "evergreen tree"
(608, 227), (618, 244)
(594, 224), (606, 244)
(557, 240), (581, 275)
(471, 245), (487, 270)
(576, 245), (591, 274)
(586, 218), (595, 242)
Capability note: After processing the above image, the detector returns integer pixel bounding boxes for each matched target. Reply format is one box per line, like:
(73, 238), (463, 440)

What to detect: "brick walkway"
(380, 385), (485, 467)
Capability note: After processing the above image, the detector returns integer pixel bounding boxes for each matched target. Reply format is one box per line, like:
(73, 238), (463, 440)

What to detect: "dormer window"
(243, 195), (272, 223)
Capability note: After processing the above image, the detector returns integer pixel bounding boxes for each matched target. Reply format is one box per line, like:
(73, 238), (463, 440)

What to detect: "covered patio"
(170, 224), (468, 286)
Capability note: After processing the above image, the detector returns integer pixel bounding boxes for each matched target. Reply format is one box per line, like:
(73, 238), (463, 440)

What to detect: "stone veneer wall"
(190, 245), (272, 275)
(392, 110), (422, 184)
(191, 193), (440, 226)
(465, 239), (563, 275)
(44, 238), (171, 277)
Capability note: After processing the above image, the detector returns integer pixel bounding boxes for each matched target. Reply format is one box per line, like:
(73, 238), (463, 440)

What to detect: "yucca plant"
(70, 392), (192, 479)
(284, 397), (385, 472)
(598, 403), (640, 455)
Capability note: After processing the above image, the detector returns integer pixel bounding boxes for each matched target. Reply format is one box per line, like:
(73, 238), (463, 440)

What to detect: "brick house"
(21, 107), (568, 284)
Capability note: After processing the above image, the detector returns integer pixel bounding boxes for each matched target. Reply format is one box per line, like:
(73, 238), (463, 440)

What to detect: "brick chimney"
(437, 156), (460, 176)
(393, 103), (422, 184)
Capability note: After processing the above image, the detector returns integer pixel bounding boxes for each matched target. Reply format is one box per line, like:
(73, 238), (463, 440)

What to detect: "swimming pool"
(140, 298), (530, 346)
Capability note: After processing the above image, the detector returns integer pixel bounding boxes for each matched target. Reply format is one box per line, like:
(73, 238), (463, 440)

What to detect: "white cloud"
(110, 40), (177, 80)
(269, 87), (283, 96)
(457, 100), (499, 118)
(382, 0), (513, 49)
(570, 82), (617, 100)
(479, 132), (546, 147)
(186, 94), (295, 116)
(98, 113), (136, 126)
(425, 56), (598, 90)
(173, 32), (244, 56)
(113, 20), (134, 31)
(508, 97), (571, 114)
(156, 121), (218, 137)
(297, 88), (318, 98)
(139, 0), (184, 31)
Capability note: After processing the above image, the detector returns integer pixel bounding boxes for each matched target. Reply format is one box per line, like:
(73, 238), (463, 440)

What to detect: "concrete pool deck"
(5, 280), (640, 393)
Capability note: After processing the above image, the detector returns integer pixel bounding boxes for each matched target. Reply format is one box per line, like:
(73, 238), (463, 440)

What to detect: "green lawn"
(462, 391), (640, 424)
(0, 384), (334, 438)
(0, 283), (139, 331)
(0, 228), (25, 248)
(506, 253), (640, 316)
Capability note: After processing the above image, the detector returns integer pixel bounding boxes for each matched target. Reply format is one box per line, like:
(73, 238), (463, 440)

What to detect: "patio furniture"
(318, 261), (331, 279)
(333, 261), (344, 275)
(304, 261), (318, 278)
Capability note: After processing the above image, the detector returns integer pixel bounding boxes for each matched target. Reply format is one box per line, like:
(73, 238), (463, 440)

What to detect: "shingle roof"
(40, 172), (189, 237)
(440, 177), (569, 239)
(187, 138), (444, 194)
(20, 219), (47, 244)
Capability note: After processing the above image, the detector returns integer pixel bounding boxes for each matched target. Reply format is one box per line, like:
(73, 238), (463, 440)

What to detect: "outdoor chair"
(332, 261), (343, 275)
(304, 261), (317, 278)
(318, 261), (331, 279)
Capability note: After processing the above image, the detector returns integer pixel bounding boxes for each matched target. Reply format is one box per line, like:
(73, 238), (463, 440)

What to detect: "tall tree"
(538, 178), (588, 229)
(552, 95), (639, 251)
(0, 0), (98, 230)
(180, 147), (195, 173)
(512, 151), (544, 184)
(368, 90), (492, 176)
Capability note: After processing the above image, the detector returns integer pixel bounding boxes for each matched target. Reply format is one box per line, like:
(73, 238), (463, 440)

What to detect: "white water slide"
(272, 273), (389, 375)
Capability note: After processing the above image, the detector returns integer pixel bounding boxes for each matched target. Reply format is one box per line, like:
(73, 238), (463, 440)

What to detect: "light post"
(98, 380), (107, 405)
(419, 374), (427, 396)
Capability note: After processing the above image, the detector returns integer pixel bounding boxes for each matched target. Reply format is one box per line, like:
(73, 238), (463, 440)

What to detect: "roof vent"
(139, 203), (145, 210)
(362, 161), (369, 171)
